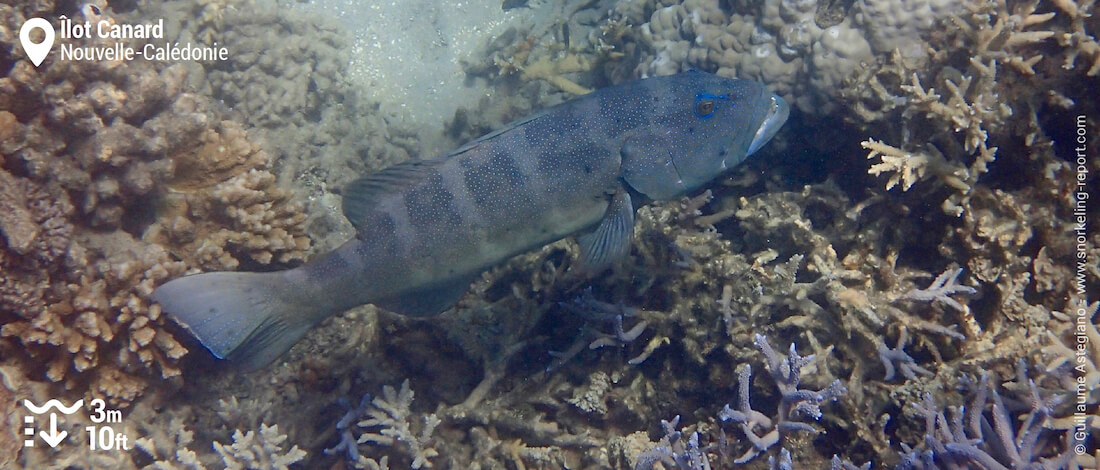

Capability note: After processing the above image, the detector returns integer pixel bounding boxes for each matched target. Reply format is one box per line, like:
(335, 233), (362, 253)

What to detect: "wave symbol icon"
(24, 399), (84, 415)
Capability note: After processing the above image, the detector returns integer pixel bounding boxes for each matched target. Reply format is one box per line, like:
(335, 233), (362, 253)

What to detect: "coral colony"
(1, 0), (1095, 468)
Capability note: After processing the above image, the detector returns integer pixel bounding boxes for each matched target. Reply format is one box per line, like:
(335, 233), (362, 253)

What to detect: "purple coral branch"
(719, 335), (846, 464)
(633, 416), (713, 470)
(877, 329), (933, 381)
(898, 365), (1077, 470)
(551, 290), (650, 368)
(323, 393), (372, 463)
(904, 267), (976, 312)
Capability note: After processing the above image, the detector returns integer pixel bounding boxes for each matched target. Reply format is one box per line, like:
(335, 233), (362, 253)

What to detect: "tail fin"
(152, 271), (323, 371)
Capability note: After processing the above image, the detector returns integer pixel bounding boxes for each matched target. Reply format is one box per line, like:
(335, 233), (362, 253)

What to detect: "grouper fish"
(152, 71), (789, 370)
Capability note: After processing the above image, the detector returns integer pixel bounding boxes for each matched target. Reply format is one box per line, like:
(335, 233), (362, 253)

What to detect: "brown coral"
(0, 182), (189, 405)
(146, 120), (310, 270)
(0, 2), (311, 408)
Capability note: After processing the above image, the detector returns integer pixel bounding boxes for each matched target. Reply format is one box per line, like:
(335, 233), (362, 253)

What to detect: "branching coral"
(213, 424), (306, 470)
(552, 290), (659, 368)
(1054, 0), (1100, 75)
(345, 380), (441, 469)
(876, 329), (933, 382)
(0, 0), (1090, 468)
(146, 127), (311, 271)
(482, 0), (607, 95)
(633, 416), (711, 470)
(858, 0), (1071, 217)
(631, 335), (846, 468)
(1043, 301), (1100, 409)
(0, 166), (189, 405)
(719, 335), (847, 464)
(863, 138), (971, 192)
(520, 54), (595, 95)
(903, 268), (977, 313)
(134, 417), (207, 470)
(896, 368), (1083, 469)
(862, 59), (1007, 216)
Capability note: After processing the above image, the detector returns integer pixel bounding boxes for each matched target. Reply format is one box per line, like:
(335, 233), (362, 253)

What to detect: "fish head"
(622, 72), (789, 200)
(669, 72), (789, 192)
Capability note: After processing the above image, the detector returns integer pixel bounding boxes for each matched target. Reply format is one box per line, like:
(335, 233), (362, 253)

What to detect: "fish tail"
(152, 271), (325, 371)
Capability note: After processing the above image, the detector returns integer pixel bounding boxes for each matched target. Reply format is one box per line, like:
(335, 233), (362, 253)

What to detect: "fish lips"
(747, 93), (790, 156)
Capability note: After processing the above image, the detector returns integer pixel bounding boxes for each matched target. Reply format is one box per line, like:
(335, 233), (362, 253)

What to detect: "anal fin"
(576, 190), (635, 274)
(375, 276), (474, 317)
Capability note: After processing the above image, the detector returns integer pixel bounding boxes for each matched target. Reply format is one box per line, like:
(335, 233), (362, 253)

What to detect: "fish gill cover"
(0, 0), (1096, 469)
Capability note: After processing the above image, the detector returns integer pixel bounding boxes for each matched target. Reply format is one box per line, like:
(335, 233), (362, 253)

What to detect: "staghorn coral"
(350, 380), (441, 469)
(631, 335), (846, 467)
(1043, 301), (1100, 411)
(903, 267), (978, 313)
(857, 0), (1075, 215)
(718, 335), (846, 464)
(896, 364), (1086, 469)
(134, 417), (208, 470)
(213, 424), (306, 470)
(862, 138), (969, 192)
(481, 0), (615, 94)
(519, 53), (596, 95)
(1054, 0), (1100, 75)
(633, 416), (711, 470)
(861, 58), (1009, 216)
(553, 290), (658, 368)
(876, 328), (933, 382)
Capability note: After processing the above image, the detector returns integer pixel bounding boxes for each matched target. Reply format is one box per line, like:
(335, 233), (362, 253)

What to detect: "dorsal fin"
(446, 108), (552, 158)
(341, 158), (442, 232)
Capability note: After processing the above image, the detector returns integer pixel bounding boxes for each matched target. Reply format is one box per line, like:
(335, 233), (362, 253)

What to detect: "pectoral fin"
(576, 190), (635, 274)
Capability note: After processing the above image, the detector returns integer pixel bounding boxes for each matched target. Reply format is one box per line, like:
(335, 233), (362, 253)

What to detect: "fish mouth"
(746, 93), (789, 156)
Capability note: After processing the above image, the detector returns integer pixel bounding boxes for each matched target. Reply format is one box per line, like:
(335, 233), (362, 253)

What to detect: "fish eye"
(694, 95), (718, 118)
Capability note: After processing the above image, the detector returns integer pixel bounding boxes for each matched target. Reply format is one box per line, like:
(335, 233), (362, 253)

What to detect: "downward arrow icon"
(39, 413), (67, 447)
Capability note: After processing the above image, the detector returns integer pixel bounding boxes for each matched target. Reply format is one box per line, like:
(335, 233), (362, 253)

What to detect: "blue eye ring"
(694, 93), (724, 118)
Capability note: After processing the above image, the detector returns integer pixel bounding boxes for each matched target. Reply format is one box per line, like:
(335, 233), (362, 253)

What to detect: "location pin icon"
(20, 18), (55, 67)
